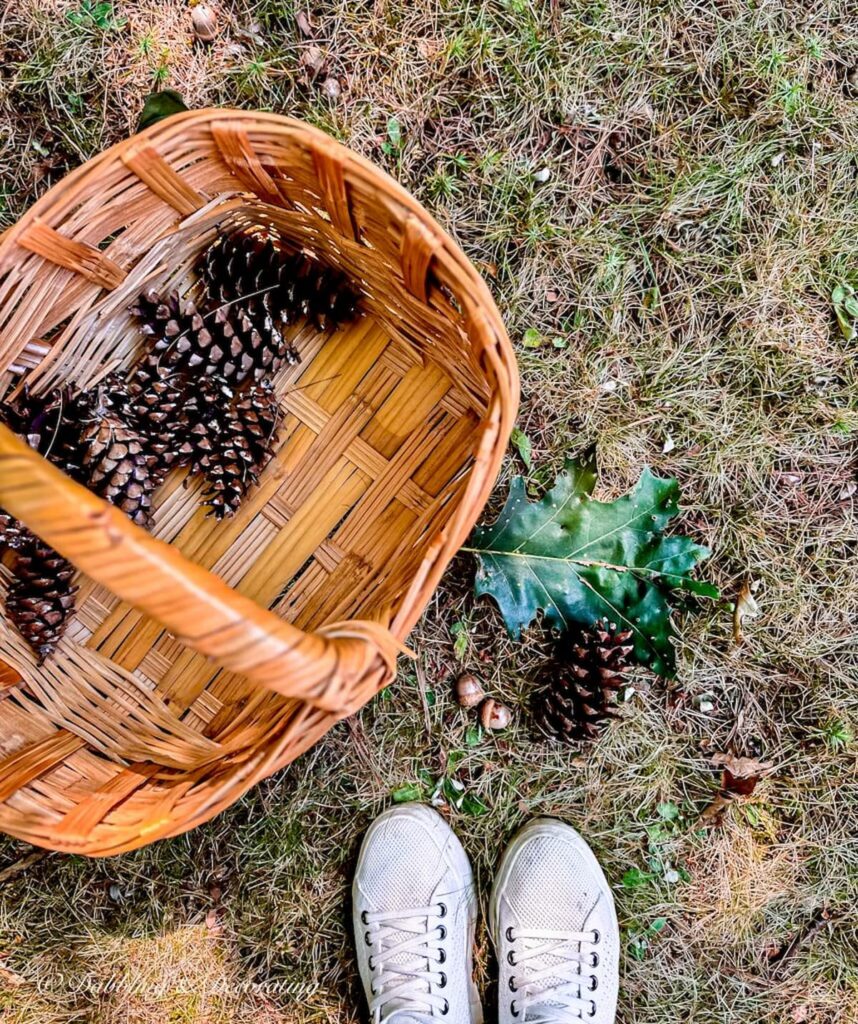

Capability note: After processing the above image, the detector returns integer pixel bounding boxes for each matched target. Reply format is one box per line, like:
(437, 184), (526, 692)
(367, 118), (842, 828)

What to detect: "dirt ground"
(0, 1), (856, 1022)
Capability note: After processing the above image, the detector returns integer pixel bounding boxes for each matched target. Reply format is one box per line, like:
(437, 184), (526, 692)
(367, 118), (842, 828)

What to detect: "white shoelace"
(362, 902), (449, 1021)
(507, 927), (600, 1022)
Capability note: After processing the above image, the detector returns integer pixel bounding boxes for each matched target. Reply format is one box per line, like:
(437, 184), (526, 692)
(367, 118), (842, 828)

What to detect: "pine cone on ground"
(5, 531), (77, 664)
(533, 620), (634, 743)
(202, 224), (359, 334)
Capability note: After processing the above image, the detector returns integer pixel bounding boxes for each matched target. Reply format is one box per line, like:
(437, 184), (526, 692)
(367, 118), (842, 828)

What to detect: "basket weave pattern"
(0, 110), (517, 855)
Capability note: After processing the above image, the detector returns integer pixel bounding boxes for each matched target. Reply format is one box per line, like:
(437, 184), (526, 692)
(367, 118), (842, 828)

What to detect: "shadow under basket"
(0, 109), (518, 855)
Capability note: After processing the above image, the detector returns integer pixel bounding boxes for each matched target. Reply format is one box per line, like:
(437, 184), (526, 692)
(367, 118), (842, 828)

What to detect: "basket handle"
(0, 424), (402, 714)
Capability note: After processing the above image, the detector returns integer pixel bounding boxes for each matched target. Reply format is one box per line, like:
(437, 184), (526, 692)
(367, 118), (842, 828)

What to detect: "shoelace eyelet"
(438, 971), (447, 989)
(437, 902), (447, 918)
(511, 1000), (520, 1018)
(591, 928), (601, 944)
(441, 998), (449, 1016)
(506, 926), (515, 942)
(507, 951), (517, 966)
(508, 977), (518, 992)
(589, 976), (599, 992)
(588, 1000), (597, 1017)
(590, 952), (599, 968)
(437, 949), (446, 964)
(364, 931), (373, 947)
(437, 924), (447, 940)
(368, 955), (375, 971)
(360, 910), (369, 925)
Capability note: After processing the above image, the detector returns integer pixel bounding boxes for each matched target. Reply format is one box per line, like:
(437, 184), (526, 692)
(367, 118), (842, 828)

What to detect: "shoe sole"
(353, 803), (483, 1024)
(488, 817), (619, 949)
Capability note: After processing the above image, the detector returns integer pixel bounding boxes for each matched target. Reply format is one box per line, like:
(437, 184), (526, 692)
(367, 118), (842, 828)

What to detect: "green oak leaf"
(137, 90), (189, 133)
(466, 453), (718, 677)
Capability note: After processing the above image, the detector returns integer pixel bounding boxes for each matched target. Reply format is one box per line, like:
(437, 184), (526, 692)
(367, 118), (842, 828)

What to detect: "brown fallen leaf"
(321, 76), (342, 100)
(0, 965), (24, 988)
(233, 20), (265, 47)
(296, 10), (315, 38)
(712, 752), (774, 794)
(300, 45), (326, 80)
(732, 578), (760, 645)
(700, 752), (775, 823)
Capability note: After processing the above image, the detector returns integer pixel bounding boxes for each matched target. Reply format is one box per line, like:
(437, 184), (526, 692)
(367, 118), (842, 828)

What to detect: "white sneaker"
(489, 819), (619, 1024)
(353, 804), (483, 1024)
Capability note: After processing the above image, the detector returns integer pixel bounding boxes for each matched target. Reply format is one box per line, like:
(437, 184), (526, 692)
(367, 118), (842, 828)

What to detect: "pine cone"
(5, 530), (77, 664)
(125, 360), (189, 478)
(0, 511), (26, 550)
(533, 620), (634, 743)
(180, 375), (235, 477)
(1, 385), (86, 479)
(182, 377), (280, 519)
(132, 285), (296, 386)
(202, 224), (359, 333)
(77, 391), (159, 528)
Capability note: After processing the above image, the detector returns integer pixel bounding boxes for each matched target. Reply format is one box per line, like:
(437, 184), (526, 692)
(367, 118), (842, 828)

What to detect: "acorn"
(480, 698), (511, 731)
(191, 3), (218, 43)
(321, 76), (342, 100)
(455, 672), (485, 708)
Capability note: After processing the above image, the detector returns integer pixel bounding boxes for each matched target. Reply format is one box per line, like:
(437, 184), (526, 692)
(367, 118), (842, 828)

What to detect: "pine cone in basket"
(180, 374), (235, 476)
(77, 387), (160, 529)
(1, 385), (86, 479)
(185, 378), (282, 519)
(0, 510), (27, 550)
(132, 286), (297, 386)
(202, 224), (360, 333)
(5, 529), (77, 664)
(533, 620), (634, 743)
(125, 359), (190, 478)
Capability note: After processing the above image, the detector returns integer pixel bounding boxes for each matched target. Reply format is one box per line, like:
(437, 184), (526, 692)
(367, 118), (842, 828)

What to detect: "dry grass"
(1, 0), (857, 1022)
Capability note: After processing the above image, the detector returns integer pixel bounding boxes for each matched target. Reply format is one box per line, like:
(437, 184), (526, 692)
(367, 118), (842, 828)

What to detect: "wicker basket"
(0, 109), (517, 856)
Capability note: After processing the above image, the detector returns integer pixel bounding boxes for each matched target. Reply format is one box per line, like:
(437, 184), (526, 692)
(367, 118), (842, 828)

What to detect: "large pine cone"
(185, 378), (281, 520)
(533, 620), (634, 743)
(132, 285), (296, 386)
(78, 395), (159, 529)
(202, 224), (359, 333)
(5, 531), (77, 664)
(1, 385), (87, 480)
(124, 360), (189, 479)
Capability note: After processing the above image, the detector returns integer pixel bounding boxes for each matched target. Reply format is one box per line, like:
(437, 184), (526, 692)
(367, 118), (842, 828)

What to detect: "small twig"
(550, 0), (561, 37)
(0, 849), (51, 887)
(768, 908), (845, 977)
(343, 717), (384, 787)
(415, 660), (433, 737)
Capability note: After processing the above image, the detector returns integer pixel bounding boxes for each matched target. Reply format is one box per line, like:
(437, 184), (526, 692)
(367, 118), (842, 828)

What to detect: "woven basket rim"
(1, 109), (504, 306)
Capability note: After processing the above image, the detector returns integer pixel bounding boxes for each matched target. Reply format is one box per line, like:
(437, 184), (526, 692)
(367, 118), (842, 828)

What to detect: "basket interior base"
(20, 310), (481, 744)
